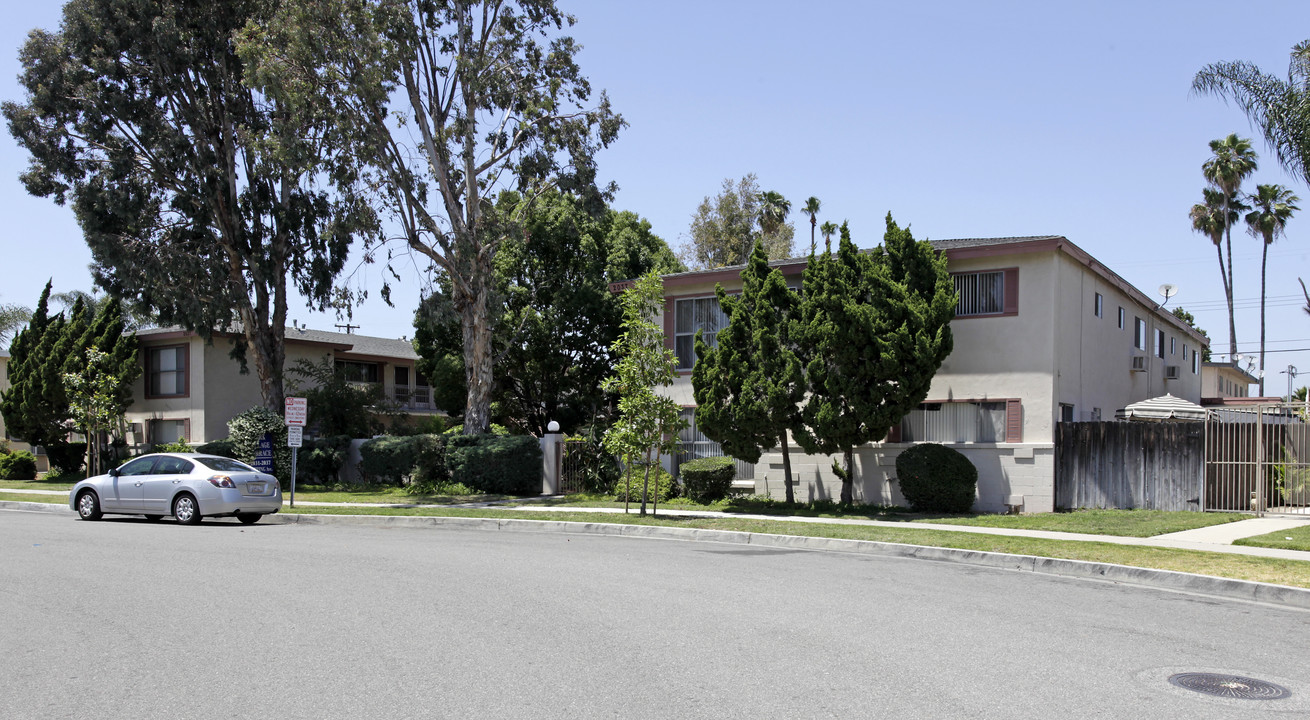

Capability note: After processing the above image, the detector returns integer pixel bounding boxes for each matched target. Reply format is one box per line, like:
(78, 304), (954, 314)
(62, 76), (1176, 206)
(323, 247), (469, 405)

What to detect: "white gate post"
(541, 420), (562, 495)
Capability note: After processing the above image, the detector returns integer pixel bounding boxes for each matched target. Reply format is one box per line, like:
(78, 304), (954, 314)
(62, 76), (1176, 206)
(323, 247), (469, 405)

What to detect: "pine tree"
(693, 240), (805, 502)
(795, 216), (955, 504)
(1, 281), (72, 449)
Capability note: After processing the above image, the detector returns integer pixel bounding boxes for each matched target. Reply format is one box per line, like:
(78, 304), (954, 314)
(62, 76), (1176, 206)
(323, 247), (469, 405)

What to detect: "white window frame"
(1093, 293), (1103, 318)
(1134, 317), (1146, 350)
(1155, 329), (1165, 359)
(1118, 307), (1125, 329)
(673, 296), (728, 370)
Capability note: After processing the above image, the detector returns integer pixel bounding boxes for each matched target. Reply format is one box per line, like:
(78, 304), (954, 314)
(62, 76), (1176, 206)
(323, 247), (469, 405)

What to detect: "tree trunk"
(840, 448), (854, 505)
(1260, 241), (1268, 396)
(780, 431), (794, 504)
(1224, 214), (1238, 360)
(457, 268), (495, 436)
(639, 456), (651, 516)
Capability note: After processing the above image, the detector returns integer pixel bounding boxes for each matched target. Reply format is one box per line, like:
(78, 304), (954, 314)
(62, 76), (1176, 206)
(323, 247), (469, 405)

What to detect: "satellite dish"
(1158, 283), (1178, 306)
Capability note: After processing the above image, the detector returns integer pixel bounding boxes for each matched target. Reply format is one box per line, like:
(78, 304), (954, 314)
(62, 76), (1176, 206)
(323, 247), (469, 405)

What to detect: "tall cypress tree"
(1, 281), (72, 449)
(693, 240), (806, 502)
(795, 216), (954, 504)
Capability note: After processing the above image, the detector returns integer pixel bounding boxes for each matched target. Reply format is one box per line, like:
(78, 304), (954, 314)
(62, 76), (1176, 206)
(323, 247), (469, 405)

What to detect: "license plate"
(246, 483), (265, 494)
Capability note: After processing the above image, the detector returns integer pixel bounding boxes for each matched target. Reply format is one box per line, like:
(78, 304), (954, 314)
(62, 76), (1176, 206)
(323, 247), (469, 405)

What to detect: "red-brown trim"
(1005, 399), (1022, 443)
(950, 267), (1020, 319)
(144, 343), (190, 399)
(940, 238), (1062, 261)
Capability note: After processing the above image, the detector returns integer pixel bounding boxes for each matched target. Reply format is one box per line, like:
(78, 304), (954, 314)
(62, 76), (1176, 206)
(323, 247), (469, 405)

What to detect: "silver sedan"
(70, 453), (283, 525)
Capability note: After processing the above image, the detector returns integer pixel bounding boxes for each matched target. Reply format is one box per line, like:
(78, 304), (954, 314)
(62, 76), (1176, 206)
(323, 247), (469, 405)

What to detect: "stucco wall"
(752, 443), (1056, 513)
(125, 336), (208, 444)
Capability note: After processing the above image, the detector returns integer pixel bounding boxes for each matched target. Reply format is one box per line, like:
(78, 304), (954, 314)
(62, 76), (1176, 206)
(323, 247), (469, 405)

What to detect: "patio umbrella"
(1114, 393), (1206, 421)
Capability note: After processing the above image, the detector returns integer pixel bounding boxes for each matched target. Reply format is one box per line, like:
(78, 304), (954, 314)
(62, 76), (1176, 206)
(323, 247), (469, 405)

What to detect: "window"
(394, 366), (410, 388)
(674, 408), (752, 480)
(1094, 293), (1103, 318)
(954, 271), (1004, 316)
(1192, 352), (1199, 374)
(148, 419), (187, 445)
(1134, 317), (1146, 350)
(153, 456), (194, 475)
(147, 345), (187, 397)
(674, 297), (728, 370)
(195, 456), (256, 473)
(1182, 343), (1188, 360)
(1060, 403), (1075, 423)
(1118, 307), (1125, 329)
(335, 360), (380, 383)
(1155, 329), (1165, 359)
(899, 401), (1017, 443)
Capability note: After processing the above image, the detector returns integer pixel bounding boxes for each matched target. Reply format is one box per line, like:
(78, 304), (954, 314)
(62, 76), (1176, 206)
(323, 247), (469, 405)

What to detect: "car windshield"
(194, 456), (257, 473)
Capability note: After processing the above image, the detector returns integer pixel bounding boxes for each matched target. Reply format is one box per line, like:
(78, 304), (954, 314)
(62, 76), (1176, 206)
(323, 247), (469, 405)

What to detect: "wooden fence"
(1055, 421), (1205, 511)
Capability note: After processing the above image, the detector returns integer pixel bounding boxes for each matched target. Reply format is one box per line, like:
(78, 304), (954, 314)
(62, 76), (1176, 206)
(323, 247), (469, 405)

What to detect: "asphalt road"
(3, 508), (1309, 719)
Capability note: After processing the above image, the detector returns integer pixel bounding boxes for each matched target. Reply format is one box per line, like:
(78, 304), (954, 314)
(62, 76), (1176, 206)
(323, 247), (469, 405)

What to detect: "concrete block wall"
(753, 443), (1056, 513)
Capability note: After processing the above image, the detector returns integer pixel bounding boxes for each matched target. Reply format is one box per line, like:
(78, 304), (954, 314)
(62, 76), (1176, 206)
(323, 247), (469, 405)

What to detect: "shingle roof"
(135, 325), (417, 360)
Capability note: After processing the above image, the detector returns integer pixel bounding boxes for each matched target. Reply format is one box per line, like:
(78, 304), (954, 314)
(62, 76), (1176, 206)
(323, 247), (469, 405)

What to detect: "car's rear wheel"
(236, 513), (262, 525)
(143, 515), (163, 522)
(75, 490), (102, 521)
(173, 494), (201, 525)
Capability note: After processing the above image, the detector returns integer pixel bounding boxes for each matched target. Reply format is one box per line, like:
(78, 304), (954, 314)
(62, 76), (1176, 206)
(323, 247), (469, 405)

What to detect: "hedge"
(446, 434), (540, 495)
(895, 443), (978, 513)
(679, 456), (735, 503)
(358, 434), (448, 487)
(0, 450), (38, 480)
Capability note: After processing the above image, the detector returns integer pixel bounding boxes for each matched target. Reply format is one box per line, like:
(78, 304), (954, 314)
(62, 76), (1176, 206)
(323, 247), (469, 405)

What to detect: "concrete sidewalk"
(6, 487), (1310, 562)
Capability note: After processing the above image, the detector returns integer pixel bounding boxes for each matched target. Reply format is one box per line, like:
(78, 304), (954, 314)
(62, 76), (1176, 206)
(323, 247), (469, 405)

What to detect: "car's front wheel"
(172, 494), (201, 525)
(75, 490), (102, 521)
(236, 513), (263, 525)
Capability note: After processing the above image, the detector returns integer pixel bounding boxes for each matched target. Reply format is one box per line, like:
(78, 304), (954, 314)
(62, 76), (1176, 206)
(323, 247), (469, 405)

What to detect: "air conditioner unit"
(1130, 355), (1146, 372)
(1164, 365), (1181, 380)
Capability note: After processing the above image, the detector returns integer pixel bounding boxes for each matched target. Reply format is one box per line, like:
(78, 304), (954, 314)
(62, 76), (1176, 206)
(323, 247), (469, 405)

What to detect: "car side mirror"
(109, 467), (120, 477)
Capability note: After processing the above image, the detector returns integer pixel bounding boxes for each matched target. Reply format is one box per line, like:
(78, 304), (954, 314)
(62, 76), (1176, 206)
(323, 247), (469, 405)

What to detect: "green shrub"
(195, 438), (239, 459)
(152, 437), (193, 454)
(227, 407), (291, 484)
(895, 443), (978, 513)
(679, 456), (736, 503)
(443, 423), (509, 436)
(45, 442), (87, 474)
(297, 435), (353, 485)
(613, 464), (676, 503)
(358, 434), (448, 487)
(0, 450), (38, 480)
(447, 434), (541, 495)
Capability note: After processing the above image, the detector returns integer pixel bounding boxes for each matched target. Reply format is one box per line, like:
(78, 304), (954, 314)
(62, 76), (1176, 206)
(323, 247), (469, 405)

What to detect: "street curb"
(6, 499), (1310, 610)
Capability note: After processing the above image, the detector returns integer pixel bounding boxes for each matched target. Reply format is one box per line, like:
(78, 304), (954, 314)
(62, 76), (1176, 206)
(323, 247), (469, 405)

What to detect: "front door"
(107, 456), (156, 511)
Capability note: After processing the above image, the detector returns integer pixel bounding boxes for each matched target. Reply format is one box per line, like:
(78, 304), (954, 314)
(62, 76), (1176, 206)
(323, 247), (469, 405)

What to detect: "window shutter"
(1005, 399), (1022, 443)
(1002, 268), (1019, 314)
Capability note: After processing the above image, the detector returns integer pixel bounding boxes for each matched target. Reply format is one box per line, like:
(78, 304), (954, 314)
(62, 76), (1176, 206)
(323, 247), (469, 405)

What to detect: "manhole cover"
(1168, 673), (1291, 700)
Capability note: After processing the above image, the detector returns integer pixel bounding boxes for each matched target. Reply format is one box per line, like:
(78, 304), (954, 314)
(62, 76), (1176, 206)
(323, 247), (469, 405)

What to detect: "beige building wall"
(1202, 362), (1256, 398)
(125, 335), (209, 445)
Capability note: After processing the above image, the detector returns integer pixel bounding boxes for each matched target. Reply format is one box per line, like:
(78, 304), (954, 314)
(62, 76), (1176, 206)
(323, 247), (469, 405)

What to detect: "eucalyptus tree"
(800, 196), (821, 253)
(687, 174), (794, 268)
(1194, 41), (1310, 187)
(4, 0), (371, 411)
(1245, 184), (1300, 393)
(241, 0), (623, 434)
(1201, 134), (1259, 359)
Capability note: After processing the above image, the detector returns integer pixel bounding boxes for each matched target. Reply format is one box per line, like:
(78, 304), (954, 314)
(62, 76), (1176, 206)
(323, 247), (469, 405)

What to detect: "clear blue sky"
(4, 1), (1310, 393)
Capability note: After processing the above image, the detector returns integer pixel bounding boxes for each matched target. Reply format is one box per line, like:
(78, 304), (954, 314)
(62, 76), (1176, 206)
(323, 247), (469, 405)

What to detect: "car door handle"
(173, 480), (182, 484)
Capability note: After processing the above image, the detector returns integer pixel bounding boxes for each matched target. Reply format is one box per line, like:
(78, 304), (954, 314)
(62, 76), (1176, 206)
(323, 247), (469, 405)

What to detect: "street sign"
(285, 396), (308, 426)
(287, 425), (303, 448)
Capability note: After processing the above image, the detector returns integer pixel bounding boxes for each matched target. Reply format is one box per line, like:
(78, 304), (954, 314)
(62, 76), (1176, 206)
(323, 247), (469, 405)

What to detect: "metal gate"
(1205, 403), (1310, 515)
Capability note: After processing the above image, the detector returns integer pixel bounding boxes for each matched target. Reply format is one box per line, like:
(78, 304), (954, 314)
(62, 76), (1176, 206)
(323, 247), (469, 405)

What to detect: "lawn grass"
(0, 491), (65, 504)
(1235, 524), (1310, 552)
(0, 476), (78, 492)
(911, 509), (1247, 537)
(289, 484), (511, 505)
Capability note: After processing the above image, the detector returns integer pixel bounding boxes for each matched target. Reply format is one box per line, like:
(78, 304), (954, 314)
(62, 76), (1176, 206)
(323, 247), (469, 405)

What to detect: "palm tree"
(1245, 183), (1300, 394)
(1201, 134), (1258, 360)
(801, 196), (821, 253)
(1190, 188), (1242, 329)
(819, 221), (838, 252)
(1195, 41), (1310, 187)
(758, 191), (791, 235)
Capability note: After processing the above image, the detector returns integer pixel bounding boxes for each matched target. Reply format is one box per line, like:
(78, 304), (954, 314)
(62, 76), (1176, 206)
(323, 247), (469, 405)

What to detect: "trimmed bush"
(0, 450), (38, 480)
(447, 434), (541, 495)
(895, 443), (978, 513)
(195, 438), (239, 459)
(297, 435), (353, 485)
(152, 438), (193, 454)
(46, 442), (88, 474)
(358, 434), (448, 487)
(679, 456), (736, 503)
(613, 464), (676, 503)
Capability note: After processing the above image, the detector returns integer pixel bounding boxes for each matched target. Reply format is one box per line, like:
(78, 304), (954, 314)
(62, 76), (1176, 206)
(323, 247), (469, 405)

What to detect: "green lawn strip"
(1235, 525), (1310, 553)
(290, 486), (512, 505)
(911, 509), (1248, 537)
(1, 491), (65, 504)
(1, 479), (76, 492)
(276, 505), (1310, 589)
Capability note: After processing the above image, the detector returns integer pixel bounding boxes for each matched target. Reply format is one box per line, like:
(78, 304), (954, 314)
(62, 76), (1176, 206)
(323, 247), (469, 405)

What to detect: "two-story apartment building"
(128, 326), (436, 447)
(657, 235), (1207, 513)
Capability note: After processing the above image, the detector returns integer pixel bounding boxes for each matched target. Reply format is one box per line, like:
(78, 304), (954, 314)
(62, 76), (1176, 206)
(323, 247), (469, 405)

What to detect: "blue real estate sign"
(253, 432), (274, 473)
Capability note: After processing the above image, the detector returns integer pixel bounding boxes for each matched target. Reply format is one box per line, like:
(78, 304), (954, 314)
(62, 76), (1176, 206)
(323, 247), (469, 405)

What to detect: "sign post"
(284, 397), (307, 506)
